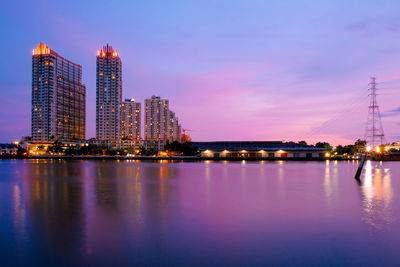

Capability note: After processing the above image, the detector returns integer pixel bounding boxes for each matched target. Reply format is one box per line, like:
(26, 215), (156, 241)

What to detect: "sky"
(0, 0), (400, 145)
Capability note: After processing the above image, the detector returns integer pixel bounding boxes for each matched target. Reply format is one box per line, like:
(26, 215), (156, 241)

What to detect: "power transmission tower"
(364, 77), (386, 148)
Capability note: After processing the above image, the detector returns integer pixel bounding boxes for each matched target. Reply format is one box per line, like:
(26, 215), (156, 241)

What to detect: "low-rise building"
(0, 144), (18, 155)
(191, 141), (330, 159)
(28, 141), (76, 155)
(77, 139), (141, 152)
(387, 141), (400, 151)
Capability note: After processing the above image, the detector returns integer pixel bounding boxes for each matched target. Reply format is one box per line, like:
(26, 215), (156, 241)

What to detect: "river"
(0, 159), (399, 266)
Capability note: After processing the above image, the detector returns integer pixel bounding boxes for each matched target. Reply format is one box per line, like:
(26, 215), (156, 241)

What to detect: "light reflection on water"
(0, 159), (399, 266)
(360, 160), (394, 230)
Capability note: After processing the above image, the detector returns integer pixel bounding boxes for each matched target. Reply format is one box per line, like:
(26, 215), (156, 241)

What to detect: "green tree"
(65, 146), (77, 155)
(47, 141), (63, 154)
(352, 139), (366, 154)
(315, 142), (332, 150)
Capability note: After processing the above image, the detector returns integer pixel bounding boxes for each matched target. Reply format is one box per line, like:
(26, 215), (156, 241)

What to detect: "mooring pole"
(355, 153), (366, 181)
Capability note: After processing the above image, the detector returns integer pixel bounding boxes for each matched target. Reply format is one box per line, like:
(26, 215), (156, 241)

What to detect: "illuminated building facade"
(31, 43), (86, 141)
(96, 44), (122, 140)
(121, 99), (141, 140)
(144, 95), (181, 142)
(192, 141), (330, 159)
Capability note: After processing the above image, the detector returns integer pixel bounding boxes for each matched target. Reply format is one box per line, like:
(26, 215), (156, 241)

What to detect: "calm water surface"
(0, 159), (399, 266)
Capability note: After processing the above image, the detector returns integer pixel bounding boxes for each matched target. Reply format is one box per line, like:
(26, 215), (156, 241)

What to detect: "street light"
(366, 146), (371, 152)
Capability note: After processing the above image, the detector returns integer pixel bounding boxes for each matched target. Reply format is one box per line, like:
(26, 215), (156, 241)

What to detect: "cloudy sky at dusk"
(1, 0), (400, 145)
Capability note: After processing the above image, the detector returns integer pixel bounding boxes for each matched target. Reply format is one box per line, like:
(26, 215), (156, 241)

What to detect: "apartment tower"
(121, 99), (141, 140)
(31, 43), (86, 141)
(144, 95), (181, 142)
(96, 44), (122, 140)
(168, 111), (181, 142)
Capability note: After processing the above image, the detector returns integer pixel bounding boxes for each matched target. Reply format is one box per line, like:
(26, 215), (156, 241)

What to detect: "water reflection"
(14, 160), (185, 262)
(359, 160), (394, 230)
(1, 160), (400, 265)
(21, 161), (85, 260)
(13, 184), (27, 245)
(324, 160), (339, 204)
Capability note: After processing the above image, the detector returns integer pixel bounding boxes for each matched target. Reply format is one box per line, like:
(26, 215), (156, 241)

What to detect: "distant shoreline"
(2, 155), (355, 161)
(1, 155), (398, 161)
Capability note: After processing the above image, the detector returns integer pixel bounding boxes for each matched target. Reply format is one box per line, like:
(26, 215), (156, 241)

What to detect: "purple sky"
(0, 0), (400, 145)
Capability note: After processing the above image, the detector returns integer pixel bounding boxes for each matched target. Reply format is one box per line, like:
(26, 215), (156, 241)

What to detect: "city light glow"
(32, 43), (50, 55)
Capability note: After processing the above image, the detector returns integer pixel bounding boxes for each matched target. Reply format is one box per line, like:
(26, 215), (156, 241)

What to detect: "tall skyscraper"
(31, 43), (86, 141)
(144, 95), (181, 142)
(121, 99), (141, 140)
(96, 44), (122, 140)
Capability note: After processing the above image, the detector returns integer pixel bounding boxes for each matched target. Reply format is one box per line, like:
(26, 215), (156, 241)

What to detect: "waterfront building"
(96, 44), (122, 140)
(121, 99), (141, 140)
(144, 95), (181, 142)
(31, 43), (86, 141)
(191, 141), (330, 159)
(0, 144), (18, 155)
(77, 139), (142, 153)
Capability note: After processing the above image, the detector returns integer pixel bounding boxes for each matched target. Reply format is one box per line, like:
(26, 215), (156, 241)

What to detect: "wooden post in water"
(355, 154), (366, 181)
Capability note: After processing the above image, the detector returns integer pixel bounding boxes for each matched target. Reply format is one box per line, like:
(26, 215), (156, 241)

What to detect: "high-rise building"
(167, 111), (181, 142)
(31, 43), (86, 141)
(121, 99), (141, 140)
(96, 44), (122, 141)
(144, 95), (181, 142)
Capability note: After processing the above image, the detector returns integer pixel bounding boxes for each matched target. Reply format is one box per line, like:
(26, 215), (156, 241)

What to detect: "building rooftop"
(190, 141), (327, 151)
(0, 144), (17, 148)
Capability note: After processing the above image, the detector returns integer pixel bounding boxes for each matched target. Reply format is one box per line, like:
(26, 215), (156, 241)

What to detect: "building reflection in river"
(3, 159), (400, 266)
(14, 160), (184, 263)
(20, 160), (85, 262)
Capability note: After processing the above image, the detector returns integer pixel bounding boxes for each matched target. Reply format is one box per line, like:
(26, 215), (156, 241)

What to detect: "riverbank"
(3, 155), (348, 161)
(1, 154), (398, 161)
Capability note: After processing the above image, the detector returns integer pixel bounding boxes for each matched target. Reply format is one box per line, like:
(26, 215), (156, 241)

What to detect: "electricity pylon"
(364, 77), (386, 149)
